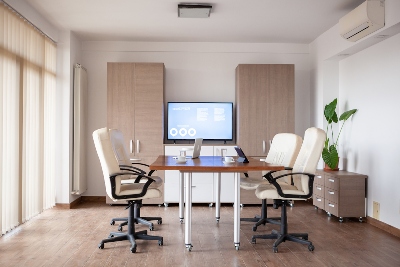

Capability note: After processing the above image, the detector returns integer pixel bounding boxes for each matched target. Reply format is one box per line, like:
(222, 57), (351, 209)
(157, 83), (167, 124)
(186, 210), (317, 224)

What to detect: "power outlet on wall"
(373, 201), (380, 220)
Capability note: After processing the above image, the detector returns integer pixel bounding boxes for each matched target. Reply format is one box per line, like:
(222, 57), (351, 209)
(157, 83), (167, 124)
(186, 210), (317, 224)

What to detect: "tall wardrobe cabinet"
(107, 62), (165, 204)
(236, 64), (295, 204)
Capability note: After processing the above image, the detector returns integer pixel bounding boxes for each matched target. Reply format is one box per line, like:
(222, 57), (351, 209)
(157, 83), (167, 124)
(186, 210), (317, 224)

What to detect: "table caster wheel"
(359, 217), (363, 223)
(308, 244), (315, 251)
(240, 204), (244, 208)
(209, 203), (213, 207)
(179, 218), (184, 224)
(164, 203), (169, 207)
(186, 245), (193, 251)
(339, 217), (343, 223)
(235, 246), (240, 251)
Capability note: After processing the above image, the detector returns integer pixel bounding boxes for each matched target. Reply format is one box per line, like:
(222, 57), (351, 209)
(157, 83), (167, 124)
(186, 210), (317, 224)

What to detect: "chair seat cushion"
(240, 177), (290, 190)
(255, 183), (307, 200)
(116, 184), (162, 200)
(121, 176), (163, 188)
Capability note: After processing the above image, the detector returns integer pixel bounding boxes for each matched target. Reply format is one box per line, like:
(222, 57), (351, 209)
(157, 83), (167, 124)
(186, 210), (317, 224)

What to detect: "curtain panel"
(0, 3), (56, 235)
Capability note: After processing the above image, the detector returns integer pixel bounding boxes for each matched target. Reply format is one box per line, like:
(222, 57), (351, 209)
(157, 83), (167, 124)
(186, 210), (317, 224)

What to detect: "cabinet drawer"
(313, 195), (324, 210)
(314, 173), (324, 186)
(325, 200), (338, 215)
(314, 183), (324, 195)
(324, 187), (338, 203)
(325, 175), (339, 190)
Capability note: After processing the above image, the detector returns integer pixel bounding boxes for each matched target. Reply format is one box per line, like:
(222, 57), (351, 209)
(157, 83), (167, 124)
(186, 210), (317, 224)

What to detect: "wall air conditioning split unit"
(339, 0), (385, 42)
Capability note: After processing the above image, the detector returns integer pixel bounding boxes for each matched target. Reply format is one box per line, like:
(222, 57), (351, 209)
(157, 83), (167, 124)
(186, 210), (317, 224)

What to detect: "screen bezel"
(167, 101), (234, 141)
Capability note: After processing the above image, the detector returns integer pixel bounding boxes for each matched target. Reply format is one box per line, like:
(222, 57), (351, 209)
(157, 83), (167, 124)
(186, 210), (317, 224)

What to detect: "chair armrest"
(109, 171), (155, 200)
(263, 172), (315, 199)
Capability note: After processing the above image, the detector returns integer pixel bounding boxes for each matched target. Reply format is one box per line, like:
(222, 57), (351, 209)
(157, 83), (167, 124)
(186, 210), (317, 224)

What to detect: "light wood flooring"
(1, 200), (399, 267)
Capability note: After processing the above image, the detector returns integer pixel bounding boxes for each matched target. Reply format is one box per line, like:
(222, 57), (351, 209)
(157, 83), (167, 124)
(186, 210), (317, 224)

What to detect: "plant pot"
(323, 158), (339, 171)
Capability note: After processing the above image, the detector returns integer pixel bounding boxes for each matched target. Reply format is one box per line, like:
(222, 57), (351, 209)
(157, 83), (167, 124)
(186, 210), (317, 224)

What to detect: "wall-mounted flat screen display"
(167, 102), (233, 141)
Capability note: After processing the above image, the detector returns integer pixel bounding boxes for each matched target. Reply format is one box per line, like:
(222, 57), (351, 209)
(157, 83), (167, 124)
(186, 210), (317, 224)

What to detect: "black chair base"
(251, 200), (314, 253)
(110, 201), (162, 231)
(240, 199), (280, 231)
(100, 201), (163, 253)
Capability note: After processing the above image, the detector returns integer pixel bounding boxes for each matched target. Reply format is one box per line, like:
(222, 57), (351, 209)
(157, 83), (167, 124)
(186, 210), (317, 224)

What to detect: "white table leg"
(179, 172), (184, 223)
(215, 173), (221, 222)
(234, 172), (240, 250)
(185, 172), (193, 251)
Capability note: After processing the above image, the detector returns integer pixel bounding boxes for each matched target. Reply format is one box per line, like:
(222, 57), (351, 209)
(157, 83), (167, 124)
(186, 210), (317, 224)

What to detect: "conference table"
(149, 155), (284, 251)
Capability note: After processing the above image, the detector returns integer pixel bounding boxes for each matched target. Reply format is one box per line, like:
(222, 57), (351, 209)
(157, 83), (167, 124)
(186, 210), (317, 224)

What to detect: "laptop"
(234, 146), (249, 163)
(191, 138), (203, 159)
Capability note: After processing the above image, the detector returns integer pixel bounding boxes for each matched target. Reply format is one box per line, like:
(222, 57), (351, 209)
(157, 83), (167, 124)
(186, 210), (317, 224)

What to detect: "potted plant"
(322, 98), (357, 170)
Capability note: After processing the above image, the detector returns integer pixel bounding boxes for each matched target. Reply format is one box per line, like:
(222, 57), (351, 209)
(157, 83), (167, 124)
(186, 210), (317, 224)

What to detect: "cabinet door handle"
(328, 179), (335, 183)
(328, 203), (335, 207)
(316, 186), (322, 190)
(316, 198), (322, 202)
(262, 140), (266, 154)
(184, 186), (197, 188)
(328, 191), (335, 195)
(136, 140), (140, 153)
(130, 140), (133, 154)
(316, 175), (322, 179)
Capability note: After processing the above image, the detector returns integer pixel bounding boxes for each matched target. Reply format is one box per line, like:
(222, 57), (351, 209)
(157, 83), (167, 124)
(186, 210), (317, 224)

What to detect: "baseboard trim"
(81, 196), (106, 202)
(366, 216), (400, 238)
(55, 197), (82, 209)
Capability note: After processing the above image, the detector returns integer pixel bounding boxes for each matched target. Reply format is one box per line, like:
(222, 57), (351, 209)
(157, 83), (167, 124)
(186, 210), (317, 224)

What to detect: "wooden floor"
(1, 200), (399, 267)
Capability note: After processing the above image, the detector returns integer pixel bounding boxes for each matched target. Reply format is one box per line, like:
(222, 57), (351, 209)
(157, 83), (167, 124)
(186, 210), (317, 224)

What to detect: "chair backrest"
(264, 133), (303, 183)
(292, 127), (326, 194)
(109, 128), (131, 166)
(93, 127), (123, 200)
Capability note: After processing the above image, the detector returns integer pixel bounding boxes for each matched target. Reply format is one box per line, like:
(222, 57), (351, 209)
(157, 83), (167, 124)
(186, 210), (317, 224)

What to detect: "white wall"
(82, 42), (311, 196)
(339, 33), (400, 229)
(310, 0), (400, 228)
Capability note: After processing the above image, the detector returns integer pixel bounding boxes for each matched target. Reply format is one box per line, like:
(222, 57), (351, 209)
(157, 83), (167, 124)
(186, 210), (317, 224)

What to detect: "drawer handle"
(328, 203), (335, 207)
(316, 198), (322, 202)
(316, 186), (322, 190)
(328, 179), (335, 182)
(316, 175), (322, 179)
(184, 186), (197, 188)
(328, 191), (335, 195)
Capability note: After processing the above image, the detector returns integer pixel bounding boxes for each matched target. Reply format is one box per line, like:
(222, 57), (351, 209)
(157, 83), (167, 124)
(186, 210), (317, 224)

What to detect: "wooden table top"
(149, 156), (284, 173)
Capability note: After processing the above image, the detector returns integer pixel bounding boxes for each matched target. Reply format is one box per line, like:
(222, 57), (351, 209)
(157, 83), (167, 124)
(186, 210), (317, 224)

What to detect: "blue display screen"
(167, 102), (233, 140)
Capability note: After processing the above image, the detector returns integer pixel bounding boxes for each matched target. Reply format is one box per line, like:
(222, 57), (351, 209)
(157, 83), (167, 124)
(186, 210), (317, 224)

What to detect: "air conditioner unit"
(339, 0), (385, 42)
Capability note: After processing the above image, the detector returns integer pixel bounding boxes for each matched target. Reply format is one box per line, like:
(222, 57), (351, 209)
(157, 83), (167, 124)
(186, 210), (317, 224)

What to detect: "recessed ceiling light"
(178, 4), (212, 18)
(375, 34), (390, 39)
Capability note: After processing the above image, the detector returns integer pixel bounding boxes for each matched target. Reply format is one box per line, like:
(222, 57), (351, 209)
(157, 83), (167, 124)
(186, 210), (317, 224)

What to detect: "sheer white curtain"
(0, 3), (57, 234)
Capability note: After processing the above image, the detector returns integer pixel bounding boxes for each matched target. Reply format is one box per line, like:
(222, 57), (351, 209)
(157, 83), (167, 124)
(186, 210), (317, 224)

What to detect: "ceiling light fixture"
(178, 3), (212, 18)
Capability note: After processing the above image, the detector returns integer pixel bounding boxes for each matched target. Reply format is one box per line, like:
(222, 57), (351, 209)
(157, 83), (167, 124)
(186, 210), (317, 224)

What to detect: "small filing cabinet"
(313, 170), (367, 222)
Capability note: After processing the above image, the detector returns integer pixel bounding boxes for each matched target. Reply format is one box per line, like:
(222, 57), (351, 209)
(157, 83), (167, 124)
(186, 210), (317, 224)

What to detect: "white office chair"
(240, 133), (302, 231)
(93, 127), (163, 253)
(108, 128), (162, 231)
(251, 127), (326, 253)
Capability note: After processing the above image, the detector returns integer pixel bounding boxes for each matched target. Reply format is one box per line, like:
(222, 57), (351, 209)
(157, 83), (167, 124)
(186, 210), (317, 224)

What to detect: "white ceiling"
(23, 0), (366, 43)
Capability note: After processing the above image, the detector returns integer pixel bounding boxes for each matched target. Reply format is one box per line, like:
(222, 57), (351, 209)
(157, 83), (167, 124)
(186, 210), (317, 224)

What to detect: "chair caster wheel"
(157, 219), (162, 224)
(252, 226), (257, 232)
(273, 247), (278, 253)
(130, 245), (137, 253)
(118, 226), (123, 231)
(108, 234), (114, 238)
(110, 220), (115, 225)
(359, 217), (363, 223)
(251, 238), (256, 244)
(308, 244), (315, 251)
(158, 239), (163, 246)
(98, 243), (104, 249)
(149, 226), (154, 231)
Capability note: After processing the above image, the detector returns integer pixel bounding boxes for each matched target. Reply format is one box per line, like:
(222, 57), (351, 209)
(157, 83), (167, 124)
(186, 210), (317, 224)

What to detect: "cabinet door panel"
(134, 63), (164, 157)
(107, 63), (135, 151)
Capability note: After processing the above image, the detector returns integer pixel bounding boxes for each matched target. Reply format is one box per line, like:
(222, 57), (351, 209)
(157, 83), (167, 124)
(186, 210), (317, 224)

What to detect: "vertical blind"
(0, 3), (57, 235)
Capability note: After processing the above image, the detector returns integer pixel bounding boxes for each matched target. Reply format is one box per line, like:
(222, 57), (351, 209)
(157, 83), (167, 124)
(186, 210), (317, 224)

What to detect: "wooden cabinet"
(314, 170), (367, 222)
(235, 64), (294, 157)
(107, 62), (165, 205)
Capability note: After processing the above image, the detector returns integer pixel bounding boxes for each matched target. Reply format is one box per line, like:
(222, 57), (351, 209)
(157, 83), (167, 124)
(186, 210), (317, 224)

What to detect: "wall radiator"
(71, 63), (88, 195)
